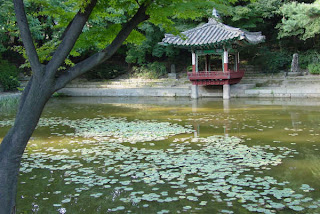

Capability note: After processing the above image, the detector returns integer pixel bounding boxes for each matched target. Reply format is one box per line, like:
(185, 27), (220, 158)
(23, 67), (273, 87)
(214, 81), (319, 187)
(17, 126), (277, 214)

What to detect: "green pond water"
(1, 97), (320, 213)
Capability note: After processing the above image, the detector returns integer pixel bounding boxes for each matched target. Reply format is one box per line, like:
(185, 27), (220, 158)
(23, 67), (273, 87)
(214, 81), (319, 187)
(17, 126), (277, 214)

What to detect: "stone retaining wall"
(239, 87), (320, 98)
(58, 84), (256, 98)
(20, 74), (320, 99)
(59, 87), (190, 97)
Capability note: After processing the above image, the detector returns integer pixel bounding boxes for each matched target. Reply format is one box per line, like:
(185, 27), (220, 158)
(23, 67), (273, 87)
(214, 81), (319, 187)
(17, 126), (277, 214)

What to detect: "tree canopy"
(278, 0), (320, 40)
(1, 0), (231, 68)
(1, 0), (320, 75)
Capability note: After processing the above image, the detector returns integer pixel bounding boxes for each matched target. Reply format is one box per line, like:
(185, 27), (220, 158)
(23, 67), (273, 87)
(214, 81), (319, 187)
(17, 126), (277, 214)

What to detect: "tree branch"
(17, 75), (33, 116)
(46, 0), (97, 77)
(135, 0), (141, 6)
(54, 3), (150, 91)
(13, 0), (41, 77)
(102, 3), (150, 58)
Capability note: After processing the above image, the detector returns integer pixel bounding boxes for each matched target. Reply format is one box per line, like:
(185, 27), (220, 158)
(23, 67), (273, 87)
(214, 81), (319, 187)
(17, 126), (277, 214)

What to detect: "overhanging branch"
(54, 3), (150, 91)
(46, 0), (97, 77)
(13, 0), (41, 77)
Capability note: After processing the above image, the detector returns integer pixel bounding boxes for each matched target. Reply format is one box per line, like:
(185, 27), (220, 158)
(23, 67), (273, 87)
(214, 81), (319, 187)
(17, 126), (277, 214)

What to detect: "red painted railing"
(187, 70), (245, 85)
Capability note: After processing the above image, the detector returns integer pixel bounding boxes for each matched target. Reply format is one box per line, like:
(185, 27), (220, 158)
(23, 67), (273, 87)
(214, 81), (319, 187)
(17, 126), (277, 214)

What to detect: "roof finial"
(209, 8), (221, 24)
(212, 8), (221, 19)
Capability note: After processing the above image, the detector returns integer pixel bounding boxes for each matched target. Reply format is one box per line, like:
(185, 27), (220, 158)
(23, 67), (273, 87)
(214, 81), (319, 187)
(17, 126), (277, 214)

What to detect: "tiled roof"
(160, 19), (265, 49)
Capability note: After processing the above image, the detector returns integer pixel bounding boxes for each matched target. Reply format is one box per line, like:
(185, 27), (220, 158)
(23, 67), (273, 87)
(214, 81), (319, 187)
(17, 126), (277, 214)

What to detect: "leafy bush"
(0, 59), (20, 91)
(125, 23), (167, 65)
(308, 63), (320, 74)
(131, 62), (167, 79)
(300, 51), (320, 69)
(84, 63), (127, 80)
(253, 48), (291, 73)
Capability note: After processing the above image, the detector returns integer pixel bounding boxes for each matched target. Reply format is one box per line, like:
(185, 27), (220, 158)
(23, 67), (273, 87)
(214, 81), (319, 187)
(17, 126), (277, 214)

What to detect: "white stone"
(223, 84), (230, 100)
(191, 85), (199, 99)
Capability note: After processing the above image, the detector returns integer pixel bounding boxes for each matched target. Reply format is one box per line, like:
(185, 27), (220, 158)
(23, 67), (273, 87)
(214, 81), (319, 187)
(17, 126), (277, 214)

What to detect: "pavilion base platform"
(188, 70), (244, 100)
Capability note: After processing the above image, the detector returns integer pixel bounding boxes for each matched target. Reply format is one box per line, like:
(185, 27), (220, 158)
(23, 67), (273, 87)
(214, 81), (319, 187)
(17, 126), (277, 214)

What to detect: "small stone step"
(232, 83), (256, 90)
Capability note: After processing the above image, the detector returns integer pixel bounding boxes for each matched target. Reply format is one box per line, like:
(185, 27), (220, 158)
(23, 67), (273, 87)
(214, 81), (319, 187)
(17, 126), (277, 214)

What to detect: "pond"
(1, 97), (320, 213)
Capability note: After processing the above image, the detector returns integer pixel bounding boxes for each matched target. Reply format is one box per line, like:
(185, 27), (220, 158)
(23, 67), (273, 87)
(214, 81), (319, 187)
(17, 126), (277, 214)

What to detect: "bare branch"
(54, 3), (150, 91)
(46, 0), (97, 77)
(13, 0), (41, 77)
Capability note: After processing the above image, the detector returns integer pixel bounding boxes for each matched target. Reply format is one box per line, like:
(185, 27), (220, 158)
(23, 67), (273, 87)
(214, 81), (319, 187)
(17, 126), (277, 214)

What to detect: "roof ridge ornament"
(212, 8), (221, 19)
(209, 8), (221, 24)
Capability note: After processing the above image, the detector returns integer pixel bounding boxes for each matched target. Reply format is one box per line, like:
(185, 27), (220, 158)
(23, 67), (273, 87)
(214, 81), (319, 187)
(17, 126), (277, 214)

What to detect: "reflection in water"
(191, 99), (200, 137)
(223, 100), (230, 137)
(191, 99), (198, 113)
(223, 99), (230, 114)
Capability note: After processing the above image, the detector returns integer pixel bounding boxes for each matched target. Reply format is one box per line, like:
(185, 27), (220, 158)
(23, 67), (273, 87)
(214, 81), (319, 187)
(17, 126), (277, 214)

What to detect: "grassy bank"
(0, 94), (20, 113)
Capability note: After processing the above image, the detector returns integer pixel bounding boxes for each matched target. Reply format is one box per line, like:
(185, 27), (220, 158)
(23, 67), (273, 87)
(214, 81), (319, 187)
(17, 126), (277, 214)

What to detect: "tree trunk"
(0, 76), (54, 214)
(1, 1), (149, 212)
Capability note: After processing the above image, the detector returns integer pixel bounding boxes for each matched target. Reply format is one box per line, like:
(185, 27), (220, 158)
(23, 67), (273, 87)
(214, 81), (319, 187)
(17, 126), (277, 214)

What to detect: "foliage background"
(1, 0), (320, 85)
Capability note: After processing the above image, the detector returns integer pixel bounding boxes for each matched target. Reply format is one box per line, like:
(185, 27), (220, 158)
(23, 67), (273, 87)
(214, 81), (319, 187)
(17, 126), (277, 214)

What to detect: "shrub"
(84, 63), (127, 80)
(0, 59), (20, 91)
(131, 62), (167, 79)
(308, 63), (320, 74)
(253, 48), (291, 73)
(300, 51), (320, 69)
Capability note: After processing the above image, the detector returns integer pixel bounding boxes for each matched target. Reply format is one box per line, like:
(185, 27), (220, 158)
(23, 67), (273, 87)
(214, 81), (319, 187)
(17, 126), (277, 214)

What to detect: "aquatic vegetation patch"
(0, 117), (193, 143)
(11, 114), (319, 213)
(0, 116), (317, 212)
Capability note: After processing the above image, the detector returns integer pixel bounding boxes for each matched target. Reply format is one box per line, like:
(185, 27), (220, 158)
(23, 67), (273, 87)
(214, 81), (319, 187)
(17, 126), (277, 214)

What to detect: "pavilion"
(160, 12), (265, 99)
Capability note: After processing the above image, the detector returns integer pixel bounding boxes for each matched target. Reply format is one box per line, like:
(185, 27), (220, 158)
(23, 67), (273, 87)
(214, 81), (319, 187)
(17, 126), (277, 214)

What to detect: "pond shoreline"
(7, 73), (320, 99)
(55, 74), (320, 98)
(0, 92), (21, 101)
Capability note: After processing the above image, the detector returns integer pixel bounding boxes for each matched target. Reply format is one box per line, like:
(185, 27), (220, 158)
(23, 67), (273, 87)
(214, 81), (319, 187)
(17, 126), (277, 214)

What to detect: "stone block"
(286, 72), (302, 77)
(168, 73), (177, 79)
(274, 93), (291, 98)
(245, 90), (260, 95)
(231, 84), (256, 91)
(190, 85), (199, 99)
(223, 84), (230, 100)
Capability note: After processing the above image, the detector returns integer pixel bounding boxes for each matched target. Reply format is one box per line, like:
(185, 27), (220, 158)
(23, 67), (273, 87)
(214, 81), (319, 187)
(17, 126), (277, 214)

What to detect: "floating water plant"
(0, 116), (318, 213)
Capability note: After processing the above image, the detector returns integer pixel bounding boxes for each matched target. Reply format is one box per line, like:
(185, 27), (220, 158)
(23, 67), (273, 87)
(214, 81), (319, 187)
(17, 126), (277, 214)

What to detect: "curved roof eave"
(160, 20), (265, 49)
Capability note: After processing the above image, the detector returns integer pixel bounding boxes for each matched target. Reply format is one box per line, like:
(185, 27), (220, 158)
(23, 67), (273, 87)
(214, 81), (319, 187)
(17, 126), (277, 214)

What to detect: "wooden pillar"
(191, 51), (199, 99)
(196, 53), (199, 72)
(223, 48), (228, 72)
(205, 55), (210, 72)
(192, 51), (196, 73)
(236, 52), (240, 71)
